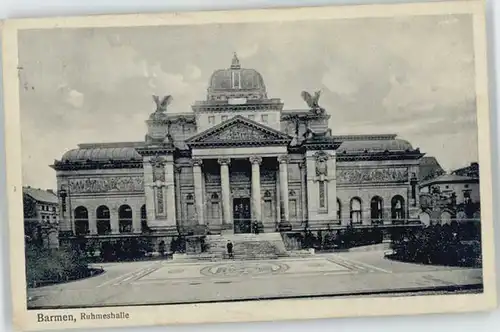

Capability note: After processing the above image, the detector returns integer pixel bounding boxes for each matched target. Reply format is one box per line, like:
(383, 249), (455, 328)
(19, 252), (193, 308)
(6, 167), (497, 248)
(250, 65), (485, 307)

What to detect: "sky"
(18, 14), (478, 190)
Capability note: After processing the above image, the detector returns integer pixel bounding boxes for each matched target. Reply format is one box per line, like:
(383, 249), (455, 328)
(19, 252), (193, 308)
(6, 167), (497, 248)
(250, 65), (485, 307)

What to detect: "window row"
(207, 114), (269, 125)
(74, 204), (147, 236)
(337, 195), (406, 224)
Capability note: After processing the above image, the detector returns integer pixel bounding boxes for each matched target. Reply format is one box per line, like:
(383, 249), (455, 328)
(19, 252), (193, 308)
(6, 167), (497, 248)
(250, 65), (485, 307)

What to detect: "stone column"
(218, 158), (232, 226)
(132, 205), (142, 234)
(278, 155), (290, 222)
(250, 156), (262, 222)
(165, 162), (177, 230)
(193, 158), (205, 224)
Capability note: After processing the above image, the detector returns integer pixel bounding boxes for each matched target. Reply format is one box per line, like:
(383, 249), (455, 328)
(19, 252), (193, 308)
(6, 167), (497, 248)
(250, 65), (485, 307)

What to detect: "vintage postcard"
(1, 0), (497, 331)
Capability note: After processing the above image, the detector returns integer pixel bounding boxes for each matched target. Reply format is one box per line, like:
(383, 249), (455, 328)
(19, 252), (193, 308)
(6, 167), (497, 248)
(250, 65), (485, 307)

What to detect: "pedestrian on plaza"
(226, 240), (234, 259)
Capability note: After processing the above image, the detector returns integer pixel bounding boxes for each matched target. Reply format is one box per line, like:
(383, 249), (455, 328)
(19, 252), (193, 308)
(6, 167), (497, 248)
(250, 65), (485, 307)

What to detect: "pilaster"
(143, 159), (156, 225)
(110, 208), (119, 234)
(88, 206), (98, 235)
(165, 161), (177, 229)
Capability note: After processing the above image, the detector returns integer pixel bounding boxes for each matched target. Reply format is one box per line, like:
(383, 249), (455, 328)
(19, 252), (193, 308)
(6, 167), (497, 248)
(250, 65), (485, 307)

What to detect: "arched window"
(391, 195), (405, 224)
(119, 205), (133, 233)
(74, 206), (89, 236)
(96, 205), (111, 235)
(370, 196), (384, 224)
(140, 204), (148, 232)
(336, 199), (341, 222)
(350, 197), (362, 225)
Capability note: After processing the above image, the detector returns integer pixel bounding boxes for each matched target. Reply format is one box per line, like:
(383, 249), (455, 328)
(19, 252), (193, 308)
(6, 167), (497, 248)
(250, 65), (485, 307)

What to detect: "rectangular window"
(319, 181), (328, 209)
(208, 116), (215, 124)
(248, 114), (255, 121)
(289, 199), (297, 218)
(211, 202), (220, 221)
(264, 201), (273, 218)
(186, 203), (195, 223)
(261, 114), (268, 123)
(221, 115), (228, 122)
(232, 71), (241, 89)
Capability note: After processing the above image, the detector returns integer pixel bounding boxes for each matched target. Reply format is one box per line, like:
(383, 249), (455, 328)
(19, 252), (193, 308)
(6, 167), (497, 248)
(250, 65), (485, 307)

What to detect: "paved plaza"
(27, 251), (483, 309)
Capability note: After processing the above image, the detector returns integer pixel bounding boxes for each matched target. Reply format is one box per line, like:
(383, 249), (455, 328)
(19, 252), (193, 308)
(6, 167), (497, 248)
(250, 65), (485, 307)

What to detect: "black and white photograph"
(1, 0), (497, 330)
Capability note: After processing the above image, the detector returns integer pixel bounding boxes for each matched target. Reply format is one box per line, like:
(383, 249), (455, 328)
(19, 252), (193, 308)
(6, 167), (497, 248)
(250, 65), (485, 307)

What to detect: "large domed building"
(52, 54), (424, 247)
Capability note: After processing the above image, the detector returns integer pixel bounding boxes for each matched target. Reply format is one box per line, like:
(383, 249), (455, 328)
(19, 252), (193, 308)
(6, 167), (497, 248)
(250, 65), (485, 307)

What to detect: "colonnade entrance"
(233, 198), (251, 234)
(190, 153), (291, 233)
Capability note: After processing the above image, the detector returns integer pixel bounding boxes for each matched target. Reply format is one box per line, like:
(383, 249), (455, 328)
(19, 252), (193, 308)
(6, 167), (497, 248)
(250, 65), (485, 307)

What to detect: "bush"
(389, 223), (482, 267)
(25, 243), (90, 286)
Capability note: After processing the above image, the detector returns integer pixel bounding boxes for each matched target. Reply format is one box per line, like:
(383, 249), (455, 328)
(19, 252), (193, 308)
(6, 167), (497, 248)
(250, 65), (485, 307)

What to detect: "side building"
(23, 186), (60, 249)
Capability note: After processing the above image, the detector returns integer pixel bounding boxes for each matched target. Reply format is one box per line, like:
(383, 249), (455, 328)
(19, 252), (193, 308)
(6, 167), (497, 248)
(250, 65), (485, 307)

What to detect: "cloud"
(236, 43), (259, 58)
(66, 89), (84, 108)
(17, 15), (478, 189)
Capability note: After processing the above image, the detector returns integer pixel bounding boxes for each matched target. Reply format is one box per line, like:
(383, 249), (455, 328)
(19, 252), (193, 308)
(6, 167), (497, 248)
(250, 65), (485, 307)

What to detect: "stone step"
(205, 232), (289, 260)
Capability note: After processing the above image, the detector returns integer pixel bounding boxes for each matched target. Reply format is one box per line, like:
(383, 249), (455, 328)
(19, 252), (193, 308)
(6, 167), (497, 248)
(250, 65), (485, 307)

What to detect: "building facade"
(52, 55), (425, 243)
(23, 187), (60, 249)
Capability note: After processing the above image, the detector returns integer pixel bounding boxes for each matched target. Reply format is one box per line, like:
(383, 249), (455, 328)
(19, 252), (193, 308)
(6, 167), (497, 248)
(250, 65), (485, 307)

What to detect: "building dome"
(207, 53), (267, 101)
(337, 139), (414, 154)
(61, 147), (142, 162)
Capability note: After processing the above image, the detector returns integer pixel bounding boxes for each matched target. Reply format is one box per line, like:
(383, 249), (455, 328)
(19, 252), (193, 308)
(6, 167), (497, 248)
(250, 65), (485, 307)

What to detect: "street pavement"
(27, 251), (483, 309)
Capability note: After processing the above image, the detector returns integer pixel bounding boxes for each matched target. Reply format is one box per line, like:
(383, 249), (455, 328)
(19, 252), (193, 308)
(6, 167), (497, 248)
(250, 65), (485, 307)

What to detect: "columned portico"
(250, 156), (263, 222)
(218, 158), (232, 225)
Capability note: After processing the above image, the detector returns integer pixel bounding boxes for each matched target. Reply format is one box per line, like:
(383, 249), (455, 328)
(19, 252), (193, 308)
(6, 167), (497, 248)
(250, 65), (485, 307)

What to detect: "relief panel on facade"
(208, 124), (276, 141)
(337, 167), (409, 184)
(68, 176), (144, 193)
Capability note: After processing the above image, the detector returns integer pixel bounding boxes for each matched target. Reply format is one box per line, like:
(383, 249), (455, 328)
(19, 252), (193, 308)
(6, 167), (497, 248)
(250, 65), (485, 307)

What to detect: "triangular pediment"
(187, 115), (292, 147)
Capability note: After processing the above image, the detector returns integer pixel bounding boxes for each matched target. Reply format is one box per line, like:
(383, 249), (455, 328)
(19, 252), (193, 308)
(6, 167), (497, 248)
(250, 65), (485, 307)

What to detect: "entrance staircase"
(205, 233), (289, 260)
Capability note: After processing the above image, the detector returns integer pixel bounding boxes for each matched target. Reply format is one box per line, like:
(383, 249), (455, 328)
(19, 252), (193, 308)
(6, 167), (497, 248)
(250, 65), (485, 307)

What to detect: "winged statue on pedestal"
(152, 95), (173, 113)
(301, 90), (325, 115)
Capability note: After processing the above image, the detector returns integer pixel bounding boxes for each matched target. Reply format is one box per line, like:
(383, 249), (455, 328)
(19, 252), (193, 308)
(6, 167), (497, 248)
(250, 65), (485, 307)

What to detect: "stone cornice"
(336, 151), (424, 162)
(302, 141), (343, 151)
(189, 139), (292, 148)
(135, 145), (175, 156)
(51, 160), (143, 171)
(281, 111), (331, 121)
(192, 103), (283, 113)
(166, 114), (196, 124)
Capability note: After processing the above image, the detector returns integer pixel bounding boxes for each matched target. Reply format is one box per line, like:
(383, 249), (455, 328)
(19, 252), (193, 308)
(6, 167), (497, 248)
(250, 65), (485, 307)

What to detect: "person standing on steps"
(226, 240), (234, 259)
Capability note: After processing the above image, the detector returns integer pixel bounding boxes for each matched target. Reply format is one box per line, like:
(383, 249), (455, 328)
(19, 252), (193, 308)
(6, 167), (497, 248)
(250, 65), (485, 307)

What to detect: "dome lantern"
(230, 52), (241, 70)
(206, 53), (268, 102)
